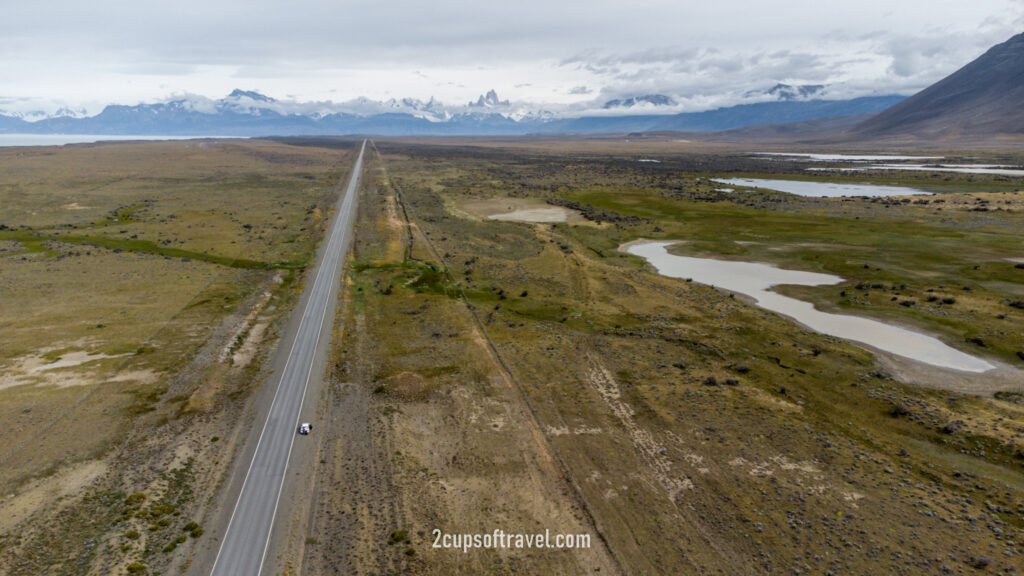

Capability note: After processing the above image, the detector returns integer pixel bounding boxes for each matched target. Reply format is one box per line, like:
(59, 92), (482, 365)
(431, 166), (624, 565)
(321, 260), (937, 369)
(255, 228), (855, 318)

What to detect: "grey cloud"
(571, 45), (844, 107)
(0, 96), (39, 105)
(695, 56), (746, 74)
(3, 0), (1022, 111)
(112, 62), (201, 76)
(582, 64), (620, 76)
(562, 47), (711, 70)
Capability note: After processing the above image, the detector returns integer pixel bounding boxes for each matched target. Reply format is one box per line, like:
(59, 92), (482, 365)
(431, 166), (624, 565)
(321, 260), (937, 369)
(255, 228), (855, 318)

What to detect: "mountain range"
(0, 85), (905, 137)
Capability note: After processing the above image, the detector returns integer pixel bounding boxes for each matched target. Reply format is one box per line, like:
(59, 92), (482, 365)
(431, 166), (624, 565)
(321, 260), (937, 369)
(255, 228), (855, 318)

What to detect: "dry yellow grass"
(0, 139), (356, 576)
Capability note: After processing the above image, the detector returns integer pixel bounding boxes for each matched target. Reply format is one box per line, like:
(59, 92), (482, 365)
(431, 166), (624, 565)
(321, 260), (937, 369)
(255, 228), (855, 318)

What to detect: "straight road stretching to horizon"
(210, 141), (366, 576)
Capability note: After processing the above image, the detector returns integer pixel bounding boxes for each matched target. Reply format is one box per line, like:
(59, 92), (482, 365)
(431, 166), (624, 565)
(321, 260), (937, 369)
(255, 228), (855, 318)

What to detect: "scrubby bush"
(889, 403), (910, 417)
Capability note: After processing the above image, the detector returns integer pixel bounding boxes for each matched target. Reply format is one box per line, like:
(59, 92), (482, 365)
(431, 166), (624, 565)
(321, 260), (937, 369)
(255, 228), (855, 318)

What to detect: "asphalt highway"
(210, 141), (365, 576)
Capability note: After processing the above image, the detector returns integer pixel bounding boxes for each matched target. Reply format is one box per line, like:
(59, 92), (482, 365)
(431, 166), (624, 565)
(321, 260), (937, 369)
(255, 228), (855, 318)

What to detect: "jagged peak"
(226, 89), (275, 102)
(469, 89), (509, 108)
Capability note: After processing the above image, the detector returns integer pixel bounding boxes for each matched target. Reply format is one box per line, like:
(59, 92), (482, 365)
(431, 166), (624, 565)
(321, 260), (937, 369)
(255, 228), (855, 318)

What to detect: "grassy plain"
(312, 138), (1024, 575)
(0, 139), (354, 575)
(2, 135), (1022, 576)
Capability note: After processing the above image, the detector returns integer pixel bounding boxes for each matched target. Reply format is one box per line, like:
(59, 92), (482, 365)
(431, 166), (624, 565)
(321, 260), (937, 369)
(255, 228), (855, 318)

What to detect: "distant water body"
(0, 134), (243, 147)
(756, 152), (943, 162)
(713, 178), (930, 198)
(810, 164), (1024, 177)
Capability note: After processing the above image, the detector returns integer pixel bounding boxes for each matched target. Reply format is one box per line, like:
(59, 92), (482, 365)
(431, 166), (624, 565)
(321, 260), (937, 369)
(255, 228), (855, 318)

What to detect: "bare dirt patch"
(0, 349), (130, 390)
(459, 197), (585, 223)
(218, 287), (274, 366)
(874, 350), (1024, 396)
(587, 354), (694, 501)
(377, 371), (433, 400)
(0, 459), (108, 533)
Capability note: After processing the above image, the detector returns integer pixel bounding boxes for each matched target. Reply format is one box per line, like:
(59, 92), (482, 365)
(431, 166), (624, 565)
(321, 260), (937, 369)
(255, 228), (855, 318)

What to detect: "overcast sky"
(2, 0), (1022, 115)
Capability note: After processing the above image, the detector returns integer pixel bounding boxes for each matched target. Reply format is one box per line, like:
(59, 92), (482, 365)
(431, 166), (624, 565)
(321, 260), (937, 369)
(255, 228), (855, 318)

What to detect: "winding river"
(624, 241), (994, 373)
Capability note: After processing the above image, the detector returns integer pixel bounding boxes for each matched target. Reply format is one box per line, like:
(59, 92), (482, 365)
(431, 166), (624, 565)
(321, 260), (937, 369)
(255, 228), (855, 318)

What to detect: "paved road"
(210, 141), (365, 576)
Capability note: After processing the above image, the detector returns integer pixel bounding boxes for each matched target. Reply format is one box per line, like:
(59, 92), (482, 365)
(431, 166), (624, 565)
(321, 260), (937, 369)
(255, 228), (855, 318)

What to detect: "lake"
(713, 178), (930, 198)
(810, 164), (1024, 177)
(623, 240), (994, 373)
(0, 134), (241, 147)
(756, 152), (943, 162)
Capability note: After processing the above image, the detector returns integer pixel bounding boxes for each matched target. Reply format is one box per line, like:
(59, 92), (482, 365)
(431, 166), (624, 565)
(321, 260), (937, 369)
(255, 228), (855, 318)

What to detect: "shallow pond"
(0, 134), (239, 147)
(756, 152), (943, 162)
(624, 241), (994, 373)
(488, 207), (574, 223)
(812, 164), (1024, 177)
(714, 178), (930, 198)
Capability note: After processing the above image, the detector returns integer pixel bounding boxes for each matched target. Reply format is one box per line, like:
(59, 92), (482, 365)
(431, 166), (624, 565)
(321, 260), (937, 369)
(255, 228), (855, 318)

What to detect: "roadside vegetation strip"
(0, 229), (307, 270)
(371, 141), (625, 573)
(350, 259), (461, 298)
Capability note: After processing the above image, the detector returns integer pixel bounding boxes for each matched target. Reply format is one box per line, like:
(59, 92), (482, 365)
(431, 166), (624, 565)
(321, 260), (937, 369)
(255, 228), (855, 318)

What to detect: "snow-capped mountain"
(227, 89), (274, 103)
(469, 89), (510, 108)
(0, 106), (89, 122)
(53, 106), (90, 118)
(746, 83), (827, 102)
(0, 87), (905, 136)
(602, 94), (678, 109)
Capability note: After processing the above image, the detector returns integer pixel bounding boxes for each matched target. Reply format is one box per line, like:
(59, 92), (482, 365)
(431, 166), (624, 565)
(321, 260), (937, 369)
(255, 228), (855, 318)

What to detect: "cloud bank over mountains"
(0, 82), (884, 127)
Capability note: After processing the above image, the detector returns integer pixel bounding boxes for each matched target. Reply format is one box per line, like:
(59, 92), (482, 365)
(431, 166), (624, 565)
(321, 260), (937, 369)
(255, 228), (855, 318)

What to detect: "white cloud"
(0, 0), (1021, 113)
